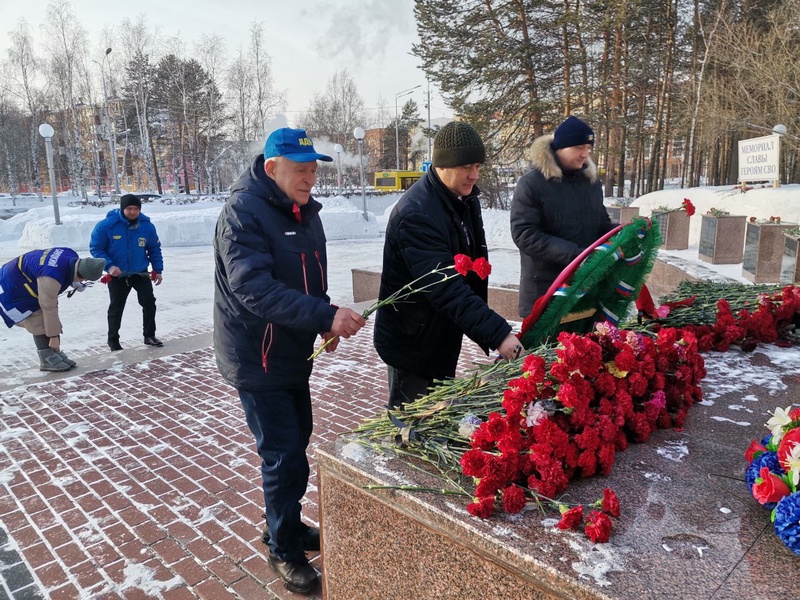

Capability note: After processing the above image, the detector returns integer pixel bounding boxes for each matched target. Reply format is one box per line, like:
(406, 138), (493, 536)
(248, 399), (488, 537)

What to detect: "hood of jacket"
(531, 134), (599, 183)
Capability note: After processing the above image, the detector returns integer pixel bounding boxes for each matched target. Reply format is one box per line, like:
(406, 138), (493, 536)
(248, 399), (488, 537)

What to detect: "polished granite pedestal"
(318, 347), (800, 600)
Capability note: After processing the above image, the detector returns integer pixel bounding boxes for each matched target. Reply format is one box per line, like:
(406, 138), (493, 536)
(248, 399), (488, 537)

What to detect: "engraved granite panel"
(742, 222), (797, 283)
(698, 215), (746, 265)
(780, 235), (800, 285)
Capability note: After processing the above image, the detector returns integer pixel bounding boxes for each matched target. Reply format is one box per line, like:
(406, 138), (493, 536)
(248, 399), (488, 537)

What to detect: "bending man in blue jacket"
(0, 248), (105, 370)
(214, 128), (365, 594)
(90, 194), (164, 351)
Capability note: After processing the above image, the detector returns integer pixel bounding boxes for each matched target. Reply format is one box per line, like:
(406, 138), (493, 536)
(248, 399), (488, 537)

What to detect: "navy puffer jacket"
(374, 169), (511, 381)
(213, 156), (338, 389)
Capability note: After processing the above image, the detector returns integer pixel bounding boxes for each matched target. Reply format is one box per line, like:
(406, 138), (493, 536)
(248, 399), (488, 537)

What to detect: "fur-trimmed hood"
(531, 134), (599, 183)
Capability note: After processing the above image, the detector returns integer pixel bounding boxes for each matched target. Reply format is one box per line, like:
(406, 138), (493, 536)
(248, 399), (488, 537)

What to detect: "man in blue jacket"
(0, 248), (105, 370)
(214, 128), (365, 594)
(90, 194), (164, 351)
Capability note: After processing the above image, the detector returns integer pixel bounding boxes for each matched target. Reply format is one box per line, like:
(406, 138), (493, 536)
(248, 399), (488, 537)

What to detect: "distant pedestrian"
(214, 127), (365, 594)
(510, 115), (614, 317)
(0, 248), (105, 371)
(90, 194), (164, 351)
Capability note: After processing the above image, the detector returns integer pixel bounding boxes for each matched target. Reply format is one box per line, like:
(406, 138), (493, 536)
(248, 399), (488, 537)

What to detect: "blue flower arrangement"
(744, 406), (800, 555)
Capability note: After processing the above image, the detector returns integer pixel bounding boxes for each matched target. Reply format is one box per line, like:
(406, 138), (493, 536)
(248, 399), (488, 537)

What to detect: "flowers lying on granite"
(745, 405), (800, 555)
(770, 216), (782, 224)
(643, 282), (800, 353)
(654, 198), (695, 216)
(555, 488), (620, 543)
(706, 208), (730, 218)
(354, 280), (800, 547)
(460, 323), (704, 535)
(310, 254), (490, 358)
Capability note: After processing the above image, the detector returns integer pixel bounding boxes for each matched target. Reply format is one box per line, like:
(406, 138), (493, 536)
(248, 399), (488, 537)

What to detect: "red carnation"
(472, 257), (492, 280)
(467, 496), (495, 518)
(585, 510), (612, 543)
(453, 254), (473, 276)
(522, 354), (547, 383)
(460, 449), (488, 477)
(502, 485), (527, 514)
(601, 488), (621, 517)
(681, 198), (696, 216)
(555, 505), (584, 531)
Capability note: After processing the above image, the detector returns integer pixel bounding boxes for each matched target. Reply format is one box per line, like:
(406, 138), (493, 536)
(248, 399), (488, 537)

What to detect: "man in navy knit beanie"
(510, 115), (614, 317)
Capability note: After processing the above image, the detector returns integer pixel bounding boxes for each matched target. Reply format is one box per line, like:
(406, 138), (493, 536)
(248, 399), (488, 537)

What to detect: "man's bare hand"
(497, 333), (524, 361)
(108, 266), (121, 276)
(321, 331), (340, 353)
(330, 308), (366, 338)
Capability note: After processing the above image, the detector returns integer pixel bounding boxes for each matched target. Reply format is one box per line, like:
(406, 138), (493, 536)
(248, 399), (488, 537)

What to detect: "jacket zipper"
(300, 253), (309, 294)
(261, 323), (273, 372)
(314, 250), (325, 290)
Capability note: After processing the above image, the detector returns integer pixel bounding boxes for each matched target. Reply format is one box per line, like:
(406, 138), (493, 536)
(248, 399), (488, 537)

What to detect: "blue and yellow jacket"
(90, 209), (163, 275)
(0, 247), (79, 328)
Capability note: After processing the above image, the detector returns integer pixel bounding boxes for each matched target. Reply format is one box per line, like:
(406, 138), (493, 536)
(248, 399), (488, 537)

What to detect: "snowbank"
(633, 184), (800, 246)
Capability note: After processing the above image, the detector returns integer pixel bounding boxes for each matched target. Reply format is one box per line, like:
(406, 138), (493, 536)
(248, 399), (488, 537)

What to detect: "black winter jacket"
(510, 135), (613, 317)
(374, 169), (512, 381)
(213, 155), (338, 389)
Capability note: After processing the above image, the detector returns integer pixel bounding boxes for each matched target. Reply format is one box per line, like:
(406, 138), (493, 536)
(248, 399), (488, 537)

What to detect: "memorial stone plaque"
(742, 223), (760, 275)
(781, 235), (799, 285)
(698, 218), (716, 258)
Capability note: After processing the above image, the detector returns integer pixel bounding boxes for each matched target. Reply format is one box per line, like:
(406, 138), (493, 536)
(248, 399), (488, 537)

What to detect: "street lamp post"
(395, 85), (421, 171)
(38, 123), (61, 226)
(97, 47), (120, 194)
(353, 127), (368, 221)
(334, 143), (343, 196)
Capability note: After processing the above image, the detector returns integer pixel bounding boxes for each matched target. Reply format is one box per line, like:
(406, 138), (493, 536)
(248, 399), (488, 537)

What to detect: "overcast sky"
(0, 0), (453, 126)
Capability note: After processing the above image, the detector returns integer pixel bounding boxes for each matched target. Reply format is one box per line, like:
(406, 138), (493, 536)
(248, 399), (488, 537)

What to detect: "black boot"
(143, 336), (163, 347)
(109, 340), (123, 351)
(261, 520), (320, 552)
(267, 554), (319, 594)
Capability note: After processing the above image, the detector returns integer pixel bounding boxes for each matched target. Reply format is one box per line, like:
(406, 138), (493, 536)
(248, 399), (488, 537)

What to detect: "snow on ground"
(0, 192), (520, 368)
(2, 182), (799, 369)
(631, 183), (800, 246)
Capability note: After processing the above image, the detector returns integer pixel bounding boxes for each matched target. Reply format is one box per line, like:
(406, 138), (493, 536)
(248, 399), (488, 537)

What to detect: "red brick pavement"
(0, 321), (493, 599)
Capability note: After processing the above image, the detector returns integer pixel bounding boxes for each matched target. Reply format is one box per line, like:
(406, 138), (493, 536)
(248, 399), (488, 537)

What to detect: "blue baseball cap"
(263, 128), (333, 163)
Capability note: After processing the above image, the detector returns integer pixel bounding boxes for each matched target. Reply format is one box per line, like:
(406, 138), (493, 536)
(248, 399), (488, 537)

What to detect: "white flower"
(767, 407), (793, 444)
(784, 444), (800, 487)
(526, 402), (547, 428)
(458, 413), (482, 438)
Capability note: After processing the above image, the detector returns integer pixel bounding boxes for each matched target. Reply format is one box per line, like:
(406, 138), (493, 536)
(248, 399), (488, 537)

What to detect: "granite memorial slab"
(742, 222), (797, 283)
(318, 346), (800, 600)
(653, 211), (690, 251)
(698, 215), (746, 265)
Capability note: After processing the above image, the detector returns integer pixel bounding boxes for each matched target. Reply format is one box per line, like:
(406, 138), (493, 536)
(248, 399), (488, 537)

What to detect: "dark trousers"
(387, 365), (436, 409)
(107, 274), (157, 342)
(238, 384), (312, 561)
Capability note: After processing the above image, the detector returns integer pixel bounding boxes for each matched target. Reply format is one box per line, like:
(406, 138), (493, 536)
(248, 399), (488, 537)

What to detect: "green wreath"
(519, 218), (661, 348)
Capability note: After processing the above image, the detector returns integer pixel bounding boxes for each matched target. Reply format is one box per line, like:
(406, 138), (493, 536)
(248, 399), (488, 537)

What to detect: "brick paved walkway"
(0, 321), (492, 599)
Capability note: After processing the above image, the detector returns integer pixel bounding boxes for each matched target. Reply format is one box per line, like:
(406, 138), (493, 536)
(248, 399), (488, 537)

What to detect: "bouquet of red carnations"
(745, 406), (800, 555)
(460, 322), (705, 541)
